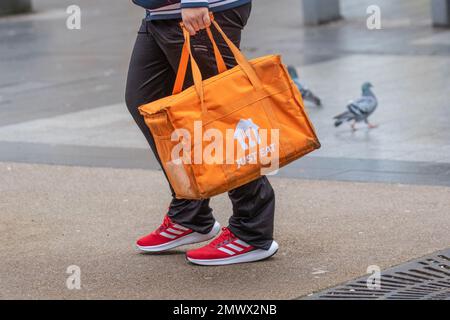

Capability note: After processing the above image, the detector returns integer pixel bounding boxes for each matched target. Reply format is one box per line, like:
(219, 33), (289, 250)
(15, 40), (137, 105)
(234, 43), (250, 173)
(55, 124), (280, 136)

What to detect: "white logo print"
(233, 118), (261, 151)
(233, 118), (276, 169)
(169, 118), (280, 173)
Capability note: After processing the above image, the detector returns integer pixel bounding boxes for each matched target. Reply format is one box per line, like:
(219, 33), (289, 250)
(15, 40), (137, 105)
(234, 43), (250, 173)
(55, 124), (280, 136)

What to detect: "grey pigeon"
(287, 65), (322, 107)
(334, 82), (378, 130)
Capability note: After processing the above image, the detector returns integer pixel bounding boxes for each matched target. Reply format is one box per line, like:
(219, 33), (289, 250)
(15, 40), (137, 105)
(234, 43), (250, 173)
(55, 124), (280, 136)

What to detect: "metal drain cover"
(304, 248), (450, 300)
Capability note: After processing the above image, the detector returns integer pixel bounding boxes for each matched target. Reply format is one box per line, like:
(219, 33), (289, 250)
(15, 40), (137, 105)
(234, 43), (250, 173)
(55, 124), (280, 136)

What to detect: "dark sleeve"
(132, 0), (181, 10)
(180, 0), (209, 8)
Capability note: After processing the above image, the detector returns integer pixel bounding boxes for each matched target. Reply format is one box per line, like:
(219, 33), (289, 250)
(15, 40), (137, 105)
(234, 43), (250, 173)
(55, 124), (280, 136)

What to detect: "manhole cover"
(304, 248), (450, 300)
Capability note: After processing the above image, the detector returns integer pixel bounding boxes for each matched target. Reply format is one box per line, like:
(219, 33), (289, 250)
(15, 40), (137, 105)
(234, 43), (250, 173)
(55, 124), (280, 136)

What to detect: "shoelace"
(210, 227), (235, 248)
(158, 215), (172, 232)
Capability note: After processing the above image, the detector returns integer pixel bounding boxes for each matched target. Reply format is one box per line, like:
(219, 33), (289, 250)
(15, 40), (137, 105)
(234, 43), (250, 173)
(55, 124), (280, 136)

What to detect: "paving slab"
(0, 162), (448, 299)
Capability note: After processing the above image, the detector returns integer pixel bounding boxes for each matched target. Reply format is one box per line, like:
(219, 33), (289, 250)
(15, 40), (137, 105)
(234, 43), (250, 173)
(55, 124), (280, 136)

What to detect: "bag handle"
(172, 18), (227, 98)
(173, 27), (206, 112)
(206, 26), (228, 74)
(172, 14), (263, 113)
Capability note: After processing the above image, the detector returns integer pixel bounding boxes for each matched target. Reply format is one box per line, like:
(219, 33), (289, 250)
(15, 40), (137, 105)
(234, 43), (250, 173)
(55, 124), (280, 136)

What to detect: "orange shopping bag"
(139, 17), (320, 199)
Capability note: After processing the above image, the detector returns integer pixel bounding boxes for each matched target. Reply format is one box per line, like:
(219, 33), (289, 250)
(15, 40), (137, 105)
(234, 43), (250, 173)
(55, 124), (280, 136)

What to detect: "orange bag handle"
(210, 18), (262, 89)
(172, 14), (263, 113)
(174, 27), (206, 111)
(172, 17), (227, 98)
(206, 26), (228, 74)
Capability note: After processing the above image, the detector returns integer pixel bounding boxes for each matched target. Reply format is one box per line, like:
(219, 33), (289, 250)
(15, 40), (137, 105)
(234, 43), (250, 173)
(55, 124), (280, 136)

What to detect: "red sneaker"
(186, 227), (279, 266)
(136, 215), (221, 253)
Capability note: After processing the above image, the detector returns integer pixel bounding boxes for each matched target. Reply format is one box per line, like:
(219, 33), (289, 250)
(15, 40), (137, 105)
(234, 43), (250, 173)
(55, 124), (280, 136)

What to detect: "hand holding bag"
(139, 16), (321, 199)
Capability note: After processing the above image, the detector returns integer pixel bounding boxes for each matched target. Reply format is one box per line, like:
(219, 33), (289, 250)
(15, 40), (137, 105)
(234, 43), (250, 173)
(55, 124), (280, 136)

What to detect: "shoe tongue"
(211, 228), (234, 246)
(161, 216), (171, 229)
(220, 227), (231, 238)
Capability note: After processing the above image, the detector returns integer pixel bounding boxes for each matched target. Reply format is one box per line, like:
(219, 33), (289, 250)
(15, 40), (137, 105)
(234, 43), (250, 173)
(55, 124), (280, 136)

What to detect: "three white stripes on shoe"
(160, 224), (251, 255)
(160, 224), (189, 239)
(137, 217), (279, 265)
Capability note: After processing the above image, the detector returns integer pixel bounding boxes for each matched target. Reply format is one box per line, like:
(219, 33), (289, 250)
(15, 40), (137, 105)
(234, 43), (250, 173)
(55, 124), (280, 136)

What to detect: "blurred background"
(0, 0), (449, 300)
(1, 0), (449, 184)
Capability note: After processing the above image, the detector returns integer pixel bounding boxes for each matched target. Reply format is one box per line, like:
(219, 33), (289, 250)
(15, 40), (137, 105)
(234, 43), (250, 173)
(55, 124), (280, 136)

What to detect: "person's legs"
(149, 3), (276, 252)
(125, 21), (214, 234)
(228, 176), (275, 250)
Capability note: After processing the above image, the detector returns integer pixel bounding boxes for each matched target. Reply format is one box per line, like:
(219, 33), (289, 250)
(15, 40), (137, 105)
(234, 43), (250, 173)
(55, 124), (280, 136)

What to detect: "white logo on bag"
(233, 118), (261, 151)
(170, 119), (280, 174)
(232, 118), (276, 170)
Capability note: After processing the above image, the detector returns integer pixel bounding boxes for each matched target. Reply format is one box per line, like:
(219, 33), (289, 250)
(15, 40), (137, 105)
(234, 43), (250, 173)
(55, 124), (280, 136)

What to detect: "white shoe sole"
(187, 240), (279, 266)
(137, 221), (221, 253)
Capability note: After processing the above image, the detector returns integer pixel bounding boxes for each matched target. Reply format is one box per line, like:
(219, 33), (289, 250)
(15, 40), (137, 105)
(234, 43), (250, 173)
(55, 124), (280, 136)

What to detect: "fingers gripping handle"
(172, 18), (226, 98)
(172, 14), (263, 113)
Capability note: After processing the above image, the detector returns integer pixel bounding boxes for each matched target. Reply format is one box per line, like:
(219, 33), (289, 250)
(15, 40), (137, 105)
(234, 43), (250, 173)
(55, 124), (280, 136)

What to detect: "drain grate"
(304, 248), (450, 300)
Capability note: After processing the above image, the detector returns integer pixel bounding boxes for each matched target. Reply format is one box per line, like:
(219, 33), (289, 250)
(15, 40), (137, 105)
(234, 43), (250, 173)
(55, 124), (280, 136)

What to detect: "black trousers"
(125, 3), (275, 250)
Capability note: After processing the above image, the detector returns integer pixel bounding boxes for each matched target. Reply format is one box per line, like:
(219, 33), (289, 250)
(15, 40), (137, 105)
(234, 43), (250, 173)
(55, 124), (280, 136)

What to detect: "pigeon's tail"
(334, 120), (344, 127)
(334, 111), (353, 127)
(302, 89), (322, 107)
(311, 94), (322, 107)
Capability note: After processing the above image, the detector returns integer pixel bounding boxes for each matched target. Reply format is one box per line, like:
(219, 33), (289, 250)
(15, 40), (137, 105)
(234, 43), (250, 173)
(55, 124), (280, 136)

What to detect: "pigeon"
(287, 65), (322, 107)
(334, 82), (378, 130)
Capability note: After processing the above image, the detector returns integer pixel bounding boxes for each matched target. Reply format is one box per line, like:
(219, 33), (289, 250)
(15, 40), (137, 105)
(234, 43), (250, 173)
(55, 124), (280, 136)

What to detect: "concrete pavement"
(1, 0), (450, 299)
(1, 162), (449, 299)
